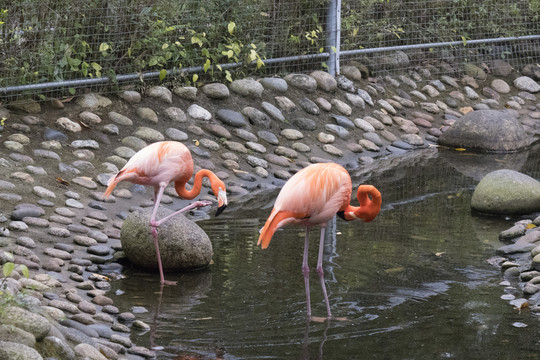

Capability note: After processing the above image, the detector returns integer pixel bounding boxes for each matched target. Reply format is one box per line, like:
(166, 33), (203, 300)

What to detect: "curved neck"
(175, 169), (217, 200)
(342, 185), (382, 222)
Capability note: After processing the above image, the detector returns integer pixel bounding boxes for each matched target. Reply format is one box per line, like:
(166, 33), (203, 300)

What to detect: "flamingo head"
(337, 185), (381, 222)
(212, 179), (228, 217)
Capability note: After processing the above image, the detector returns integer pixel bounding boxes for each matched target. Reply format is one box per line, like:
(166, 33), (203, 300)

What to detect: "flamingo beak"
(215, 188), (228, 217)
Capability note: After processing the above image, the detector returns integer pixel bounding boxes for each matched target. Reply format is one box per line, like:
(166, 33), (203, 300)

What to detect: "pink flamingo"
(104, 141), (227, 285)
(258, 162), (381, 320)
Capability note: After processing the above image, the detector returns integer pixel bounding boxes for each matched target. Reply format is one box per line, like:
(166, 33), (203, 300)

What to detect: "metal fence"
(1, 0), (540, 101)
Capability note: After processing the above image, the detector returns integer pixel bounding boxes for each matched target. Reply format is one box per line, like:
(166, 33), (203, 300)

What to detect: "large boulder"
(438, 110), (532, 152)
(121, 207), (213, 271)
(471, 169), (540, 215)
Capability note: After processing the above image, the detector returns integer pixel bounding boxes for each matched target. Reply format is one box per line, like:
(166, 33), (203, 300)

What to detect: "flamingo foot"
(310, 315), (349, 323)
(161, 279), (178, 286)
(192, 200), (213, 209)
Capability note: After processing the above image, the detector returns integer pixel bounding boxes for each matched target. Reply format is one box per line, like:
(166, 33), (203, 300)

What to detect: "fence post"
(326, 0), (337, 77)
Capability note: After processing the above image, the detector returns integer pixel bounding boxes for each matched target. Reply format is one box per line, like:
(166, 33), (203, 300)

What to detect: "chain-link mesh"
(1, 0), (539, 101)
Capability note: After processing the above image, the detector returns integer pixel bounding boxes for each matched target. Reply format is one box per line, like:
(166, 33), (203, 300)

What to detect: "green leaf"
(68, 87), (76, 95)
(159, 69), (167, 82)
(149, 57), (159, 66)
(203, 59), (211, 73)
(3, 262), (15, 278)
(19, 264), (29, 278)
(256, 58), (265, 69)
(192, 74), (198, 83)
(99, 43), (110, 52)
(91, 62), (102, 71)
(228, 22), (236, 35)
(225, 70), (232, 82)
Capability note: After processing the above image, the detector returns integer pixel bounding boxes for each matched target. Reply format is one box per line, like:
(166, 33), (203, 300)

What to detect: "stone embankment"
(1, 59), (540, 359)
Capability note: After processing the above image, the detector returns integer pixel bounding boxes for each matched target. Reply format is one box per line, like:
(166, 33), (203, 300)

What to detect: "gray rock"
(37, 336), (76, 360)
(1, 306), (50, 341)
(514, 76), (540, 93)
(246, 155), (268, 168)
(324, 124), (349, 139)
(242, 107), (272, 128)
(216, 109), (248, 127)
(136, 107), (158, 124)
(147, 86), (172, 103)
(246, 142), (266, 153)
(261, 102), (285, 122)
(71, 140), (99, 150)
(121, 208), (213, 270)
(291, 117), (317, 131)
(0, 341), (43, 360)
(310, 70), (337, 92)
(298, 97), (320, 115)
(357, 89), (374, 106)
(204, 124), (232, 139)
(438, 110), (532, 152)
(257, 131), (279, 145)
(280, 128), (303, 140)
(0, 324), (36, 347)
(56, 117), (82, 133)
(201, 83), (230, 99)
(187, 104), (212, 120)
(259, 77), (288, 92)
(284, 74), (317, 92)
(336, 75), (356, 93)
(233, 128), (257, 142)
(344, 93), (365, 109)
(471, 170), (540, 215)
(76, 93), (112, 109)
(173, 86), (197, 100)
(164, 107), (187, 122)
(322, 144), (343, 157)
(118, 90), (141, 103)
(78, 111), (102, 126)
(229, 79), (264, 98)
(165, 128), (189, 142)
(331, 99), (352, 115)
(330, 114), (354, 128)
(132, 127), (165, 142)
(74, 343), (108, 360)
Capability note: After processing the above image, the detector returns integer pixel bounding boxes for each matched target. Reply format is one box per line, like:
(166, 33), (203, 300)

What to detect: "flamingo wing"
(104, 141), (193, 198)
(258, 163), (352, 248)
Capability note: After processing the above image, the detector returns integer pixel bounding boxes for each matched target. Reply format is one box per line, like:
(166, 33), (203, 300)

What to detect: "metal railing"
(1, 0), (539, 101)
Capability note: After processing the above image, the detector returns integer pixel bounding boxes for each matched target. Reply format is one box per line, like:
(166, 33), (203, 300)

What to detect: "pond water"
(110, 146), (540, 360)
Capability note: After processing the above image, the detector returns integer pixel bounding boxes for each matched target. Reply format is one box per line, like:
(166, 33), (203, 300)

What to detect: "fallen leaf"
(435, 251), (446, 257)
(454, 148), (466, 151)
(56, 177), (70, 186)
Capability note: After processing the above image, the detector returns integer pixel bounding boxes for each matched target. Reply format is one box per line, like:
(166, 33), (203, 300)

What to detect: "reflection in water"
(439, 148), (530, 181)
(109, 149), (540, 359)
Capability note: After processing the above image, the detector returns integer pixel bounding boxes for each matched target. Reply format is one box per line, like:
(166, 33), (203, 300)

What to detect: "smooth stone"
(121, 208), (212, 270)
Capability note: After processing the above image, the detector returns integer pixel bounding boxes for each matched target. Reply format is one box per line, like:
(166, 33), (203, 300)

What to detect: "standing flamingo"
(258, 162), (381, 320)
(104, 141), (228, 285)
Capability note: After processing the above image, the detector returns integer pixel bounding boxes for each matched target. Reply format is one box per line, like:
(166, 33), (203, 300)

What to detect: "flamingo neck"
(175, 169), (216, 200)
(341, 185), (382, 222)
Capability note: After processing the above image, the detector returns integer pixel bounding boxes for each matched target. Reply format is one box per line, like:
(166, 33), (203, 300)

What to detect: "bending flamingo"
(104, 141), (228, 285)
(258, 162), (381, 320)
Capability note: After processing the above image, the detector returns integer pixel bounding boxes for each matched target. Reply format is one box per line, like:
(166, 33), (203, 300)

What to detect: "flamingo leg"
(302, 226), (311, 319)
(148, 186), (211, 286)
(317, 226), (332, 319)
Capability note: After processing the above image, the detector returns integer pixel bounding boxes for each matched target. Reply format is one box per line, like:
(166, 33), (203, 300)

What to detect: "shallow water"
(110, 146), (540, 359)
